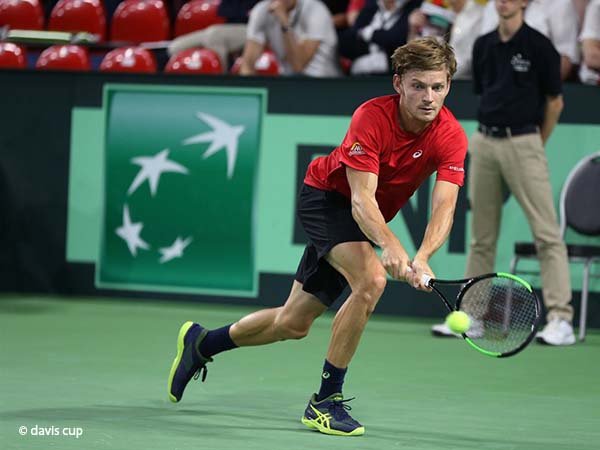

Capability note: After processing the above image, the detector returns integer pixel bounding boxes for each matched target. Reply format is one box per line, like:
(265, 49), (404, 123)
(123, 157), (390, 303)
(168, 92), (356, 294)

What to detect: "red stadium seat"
(0, 0), (44, 30)
(165, 47), (222, 74)
(100, 46), (157, 73)
(0, 42), (27, 68)
(110, 0), (170, 43)
(35, 44), (90, 71)
(230, 50), (280, 76)
(174, 0), (225, 38)
(254, 50), (280, 75)
(48, 0), (106, 41)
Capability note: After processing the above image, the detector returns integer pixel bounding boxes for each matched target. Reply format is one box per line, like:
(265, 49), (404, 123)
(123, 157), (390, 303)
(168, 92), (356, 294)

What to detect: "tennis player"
(167, 37), (467, 437)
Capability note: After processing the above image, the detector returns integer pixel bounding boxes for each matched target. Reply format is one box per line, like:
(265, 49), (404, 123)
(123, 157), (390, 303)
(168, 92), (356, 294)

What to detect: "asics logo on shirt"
(412, 150), (423, 158)
(349, 142), (366, 156)
(449, 165), (464, 172)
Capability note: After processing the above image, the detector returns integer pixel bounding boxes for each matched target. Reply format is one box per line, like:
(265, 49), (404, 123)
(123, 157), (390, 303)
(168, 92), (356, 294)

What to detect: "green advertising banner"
(71, 94), (600, 297)
(97, 85), (266, 295)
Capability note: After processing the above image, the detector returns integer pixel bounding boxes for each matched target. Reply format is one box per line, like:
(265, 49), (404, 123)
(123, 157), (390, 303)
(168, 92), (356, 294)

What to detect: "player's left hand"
(409, 259), (434, 292)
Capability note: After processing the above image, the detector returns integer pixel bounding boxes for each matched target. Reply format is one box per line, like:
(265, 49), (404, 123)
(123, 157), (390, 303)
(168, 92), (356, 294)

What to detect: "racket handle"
(406, 267), (433, 287)
(421, 273), (432, 287)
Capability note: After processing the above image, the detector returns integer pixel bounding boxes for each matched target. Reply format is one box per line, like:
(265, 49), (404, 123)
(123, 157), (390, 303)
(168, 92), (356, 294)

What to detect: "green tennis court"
(1, 295), (599, 450)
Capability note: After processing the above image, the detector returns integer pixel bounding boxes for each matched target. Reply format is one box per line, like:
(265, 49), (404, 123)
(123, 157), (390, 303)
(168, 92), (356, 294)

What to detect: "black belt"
(478, 124), (539, 138)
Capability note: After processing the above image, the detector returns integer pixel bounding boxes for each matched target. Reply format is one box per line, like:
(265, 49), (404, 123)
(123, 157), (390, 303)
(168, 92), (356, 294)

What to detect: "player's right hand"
(408, 260), (434, 292)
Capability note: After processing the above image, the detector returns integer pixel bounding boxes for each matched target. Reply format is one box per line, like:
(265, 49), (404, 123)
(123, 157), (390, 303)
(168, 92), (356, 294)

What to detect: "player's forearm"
(351, 194), (401, 250)
(415, 199), (455, 262)
(540, 95), (564, 145)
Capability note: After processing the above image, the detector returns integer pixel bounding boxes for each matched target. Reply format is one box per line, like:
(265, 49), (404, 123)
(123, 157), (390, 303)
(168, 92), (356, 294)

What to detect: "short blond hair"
(391, 37), (457, 80)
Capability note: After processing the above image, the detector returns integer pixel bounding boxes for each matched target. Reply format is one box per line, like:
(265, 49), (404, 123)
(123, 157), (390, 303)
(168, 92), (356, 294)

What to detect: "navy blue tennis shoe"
(168, 321), (212, 402)
(301, 393), (365, 436)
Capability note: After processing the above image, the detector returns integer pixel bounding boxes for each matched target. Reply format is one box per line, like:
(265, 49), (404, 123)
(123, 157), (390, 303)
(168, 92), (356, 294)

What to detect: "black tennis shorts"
(295, 184), (371, 306)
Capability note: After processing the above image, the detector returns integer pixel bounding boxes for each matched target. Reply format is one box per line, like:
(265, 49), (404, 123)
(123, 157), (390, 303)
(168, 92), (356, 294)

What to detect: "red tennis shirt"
(304, 94), (468, 222)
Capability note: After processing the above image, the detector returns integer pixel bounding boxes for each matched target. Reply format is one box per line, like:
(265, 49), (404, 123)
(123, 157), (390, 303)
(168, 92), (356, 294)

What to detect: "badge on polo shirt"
(349, 142), (366, 156)
(511, 53), (531, 72)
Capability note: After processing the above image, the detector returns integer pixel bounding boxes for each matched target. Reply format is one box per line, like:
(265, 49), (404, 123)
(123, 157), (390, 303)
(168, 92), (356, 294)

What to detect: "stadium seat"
(110, 0), (170, 43)
(230, 50), (280, 76)
(165, 47), (222, 74)
(99, 46), (157, 73)
(35, 44), (90, 71)
(48, 0), (106, 41)
(174, 0), (225, 37)
(0, 0), (44, 30)
(0, 42), (27, 68)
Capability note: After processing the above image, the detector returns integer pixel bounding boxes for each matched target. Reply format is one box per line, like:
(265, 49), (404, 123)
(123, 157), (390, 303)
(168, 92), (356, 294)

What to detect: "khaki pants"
(168, 24), (247, 72)
(465, 131), (573, 322)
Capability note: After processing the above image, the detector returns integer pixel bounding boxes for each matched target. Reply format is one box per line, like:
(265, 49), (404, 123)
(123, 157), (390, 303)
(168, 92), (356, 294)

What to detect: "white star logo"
(115, 205), (150, 256)
(182, 112), (245, 179)
(159, 236), (193, 264)
(128, 149), (188, 196)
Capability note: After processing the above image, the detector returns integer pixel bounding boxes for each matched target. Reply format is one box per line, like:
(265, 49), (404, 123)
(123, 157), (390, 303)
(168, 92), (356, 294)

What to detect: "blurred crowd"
(0, 0), (598, 84)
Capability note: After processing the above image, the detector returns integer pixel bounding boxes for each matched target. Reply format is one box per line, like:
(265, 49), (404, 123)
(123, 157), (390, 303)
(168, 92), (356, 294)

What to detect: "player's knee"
(273, 314), (311, 340)
(353, 271), (387, 311)
(371, 271), (387, 296)
(366, 267), (387, 296)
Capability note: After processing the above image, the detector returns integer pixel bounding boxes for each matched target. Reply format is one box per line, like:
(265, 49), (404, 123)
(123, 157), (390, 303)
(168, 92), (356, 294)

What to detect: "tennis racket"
(420, 272), (541, 358)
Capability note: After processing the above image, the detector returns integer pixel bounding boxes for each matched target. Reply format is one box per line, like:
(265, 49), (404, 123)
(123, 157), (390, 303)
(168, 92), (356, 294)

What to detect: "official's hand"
(268, 0), (289, 26)
(408, 259), (434, 292)
(380, 244), (411, 281)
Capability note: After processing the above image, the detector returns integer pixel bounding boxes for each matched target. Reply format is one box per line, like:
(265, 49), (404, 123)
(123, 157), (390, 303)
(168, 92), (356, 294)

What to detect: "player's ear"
(392, 74), (402, 94)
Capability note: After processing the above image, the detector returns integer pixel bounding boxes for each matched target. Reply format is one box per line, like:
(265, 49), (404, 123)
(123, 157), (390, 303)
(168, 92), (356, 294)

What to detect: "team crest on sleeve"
(349, 142), (366, 156)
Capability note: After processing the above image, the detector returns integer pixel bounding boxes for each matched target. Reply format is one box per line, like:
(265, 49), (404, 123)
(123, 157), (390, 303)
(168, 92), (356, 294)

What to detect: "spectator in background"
(432, 0), (576, 345)
(338, 0), (423, 75)
(579, 0), (600, 84)
(347, 0), (367, 25)
(408, 0), (455, 43)
(408, 0), (486, 78)
(324, 0), (369, 29)
(323, 0), (353, 29)
(239, 0), (342, 76)
(168, 0), (260, 72)
(479, 0), (580, 80)
(572, 0), (589, 26)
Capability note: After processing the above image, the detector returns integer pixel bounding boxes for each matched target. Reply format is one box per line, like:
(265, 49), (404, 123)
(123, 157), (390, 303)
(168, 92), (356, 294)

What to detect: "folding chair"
(511, 151), (600, 340)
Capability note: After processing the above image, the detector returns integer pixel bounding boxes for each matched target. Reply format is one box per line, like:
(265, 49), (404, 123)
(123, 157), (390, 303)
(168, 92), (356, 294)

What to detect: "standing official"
(431, 0), (576, 345)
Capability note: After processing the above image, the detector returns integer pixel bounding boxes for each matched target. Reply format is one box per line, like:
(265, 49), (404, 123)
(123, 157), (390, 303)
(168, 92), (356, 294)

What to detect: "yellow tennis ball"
(445, 311), (471, 334)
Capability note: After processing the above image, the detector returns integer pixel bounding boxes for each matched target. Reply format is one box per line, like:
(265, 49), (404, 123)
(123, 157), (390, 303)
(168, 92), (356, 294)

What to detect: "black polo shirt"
(472, 23), (562, 128)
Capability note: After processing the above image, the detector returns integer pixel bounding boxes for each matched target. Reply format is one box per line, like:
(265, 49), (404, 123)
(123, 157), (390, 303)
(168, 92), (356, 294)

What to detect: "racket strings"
(459, 278), (538, 353)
